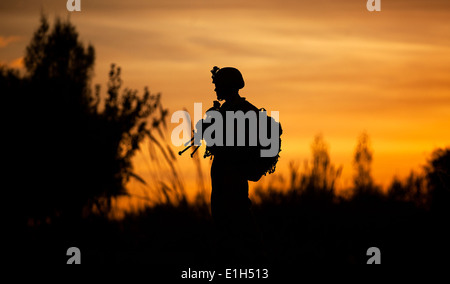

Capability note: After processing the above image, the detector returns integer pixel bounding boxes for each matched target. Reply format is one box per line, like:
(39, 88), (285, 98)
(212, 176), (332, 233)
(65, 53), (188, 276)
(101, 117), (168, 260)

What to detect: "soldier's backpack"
(202, 101), (282, 182)
(246, 108), (283, 182)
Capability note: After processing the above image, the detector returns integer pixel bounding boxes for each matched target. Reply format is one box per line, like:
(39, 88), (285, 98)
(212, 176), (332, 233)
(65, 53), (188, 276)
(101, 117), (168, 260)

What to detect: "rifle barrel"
(178, 145), (192, 155)
(190, 145), (200, 157)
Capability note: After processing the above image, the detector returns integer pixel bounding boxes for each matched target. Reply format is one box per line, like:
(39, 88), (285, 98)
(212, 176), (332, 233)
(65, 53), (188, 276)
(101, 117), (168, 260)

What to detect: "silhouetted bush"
(426, 148), (450, 214)
(5, 15), (168, 225)
(6, 15), (449, 265)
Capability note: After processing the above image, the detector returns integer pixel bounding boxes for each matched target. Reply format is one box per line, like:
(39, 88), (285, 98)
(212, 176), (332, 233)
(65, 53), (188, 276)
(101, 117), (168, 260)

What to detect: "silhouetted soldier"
(207, 66), (264, 263)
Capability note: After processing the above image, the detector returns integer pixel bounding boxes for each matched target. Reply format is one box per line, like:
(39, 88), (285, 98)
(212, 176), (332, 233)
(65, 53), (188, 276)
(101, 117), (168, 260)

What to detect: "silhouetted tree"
(352, 132), (378, 196)
(426, 148), (450, 214)
(302, 134), (342, 201)
(387, 171), (428, 207)
(7, 15), (167, 225)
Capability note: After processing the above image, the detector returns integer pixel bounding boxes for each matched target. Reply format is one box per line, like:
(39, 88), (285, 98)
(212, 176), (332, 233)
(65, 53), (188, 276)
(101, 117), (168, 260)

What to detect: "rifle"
(178, 100), (221, 158)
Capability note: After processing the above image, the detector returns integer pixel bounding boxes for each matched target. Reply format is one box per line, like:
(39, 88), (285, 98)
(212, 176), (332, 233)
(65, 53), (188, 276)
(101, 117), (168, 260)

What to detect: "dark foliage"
(4, 15), (167, 226)
(5, 16), (449, 265)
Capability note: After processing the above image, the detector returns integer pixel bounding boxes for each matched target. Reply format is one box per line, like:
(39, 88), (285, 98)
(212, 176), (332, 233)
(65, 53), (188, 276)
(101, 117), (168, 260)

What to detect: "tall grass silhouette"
(5, 15), (449, 265)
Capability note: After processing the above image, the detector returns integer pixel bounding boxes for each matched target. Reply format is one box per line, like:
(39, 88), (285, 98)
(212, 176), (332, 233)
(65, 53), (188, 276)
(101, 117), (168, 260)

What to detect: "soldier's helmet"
(211, 66), (245, 89)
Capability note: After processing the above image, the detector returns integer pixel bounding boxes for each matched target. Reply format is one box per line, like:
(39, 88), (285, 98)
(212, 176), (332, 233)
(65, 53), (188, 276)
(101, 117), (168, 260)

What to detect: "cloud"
(0, 57), (24, 69)
(9, 57), (24, 69)
(1, 0), (449, 192)
(0, 35), (21, 48)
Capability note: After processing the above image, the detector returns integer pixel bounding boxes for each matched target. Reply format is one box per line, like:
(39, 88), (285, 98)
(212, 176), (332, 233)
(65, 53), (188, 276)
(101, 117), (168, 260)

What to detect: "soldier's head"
(211, 66), (245, 101)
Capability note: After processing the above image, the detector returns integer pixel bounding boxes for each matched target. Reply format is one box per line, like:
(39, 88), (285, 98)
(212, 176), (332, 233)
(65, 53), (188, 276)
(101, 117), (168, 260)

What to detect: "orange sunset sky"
(1, 0), (450, 208)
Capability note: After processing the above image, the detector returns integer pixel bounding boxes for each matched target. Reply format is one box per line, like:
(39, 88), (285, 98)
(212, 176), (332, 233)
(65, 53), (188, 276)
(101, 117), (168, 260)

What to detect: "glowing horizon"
(1, 0), (449, 212)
